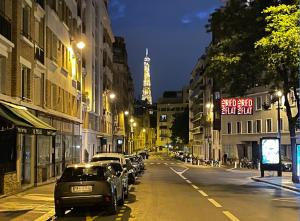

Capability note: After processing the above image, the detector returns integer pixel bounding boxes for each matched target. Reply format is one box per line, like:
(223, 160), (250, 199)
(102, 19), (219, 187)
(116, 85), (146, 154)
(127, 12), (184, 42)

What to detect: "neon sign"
(221, 98), (254, 115)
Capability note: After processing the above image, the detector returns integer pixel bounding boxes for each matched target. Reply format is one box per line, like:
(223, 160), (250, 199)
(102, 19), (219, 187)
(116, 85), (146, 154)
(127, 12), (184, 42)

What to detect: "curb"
(251, 177), (300, 193)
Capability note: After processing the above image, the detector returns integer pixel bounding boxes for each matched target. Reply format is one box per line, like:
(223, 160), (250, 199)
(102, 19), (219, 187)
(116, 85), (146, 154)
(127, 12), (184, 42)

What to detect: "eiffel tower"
(141, 48), (153, 104)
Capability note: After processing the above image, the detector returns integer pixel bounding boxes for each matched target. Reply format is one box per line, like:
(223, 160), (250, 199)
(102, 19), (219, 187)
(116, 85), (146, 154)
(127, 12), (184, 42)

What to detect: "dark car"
(138, 151), (149, 159)
(124, 158), (136, 184)
(54, 162), (124, 217)
(104, 161), (129, 198)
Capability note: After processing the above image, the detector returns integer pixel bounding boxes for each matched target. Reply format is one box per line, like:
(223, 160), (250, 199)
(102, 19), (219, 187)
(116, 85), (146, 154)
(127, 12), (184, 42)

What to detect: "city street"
(0, 152), (299, 221)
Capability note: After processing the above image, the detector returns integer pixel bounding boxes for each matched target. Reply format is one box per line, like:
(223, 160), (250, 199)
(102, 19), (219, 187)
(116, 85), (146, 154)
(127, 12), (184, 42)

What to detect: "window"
(256, 96), (262, 110)
(21, 65), (30, 99)
(236, 122), (241, 134)
(0, 0), (5, 14)
(256, 120), (262, 133)
(247, 121), (252, 133)
(0, 56), (6, 93)
(160, 114), (167, 122)
(22, 3), (31, 39)
(227, 122), (232, 134)
(266, 119), (272, 132)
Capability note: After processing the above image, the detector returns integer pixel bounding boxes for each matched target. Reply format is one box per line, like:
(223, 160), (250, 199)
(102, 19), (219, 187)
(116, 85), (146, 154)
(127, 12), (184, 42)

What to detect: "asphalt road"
(0, 152), (299, 221)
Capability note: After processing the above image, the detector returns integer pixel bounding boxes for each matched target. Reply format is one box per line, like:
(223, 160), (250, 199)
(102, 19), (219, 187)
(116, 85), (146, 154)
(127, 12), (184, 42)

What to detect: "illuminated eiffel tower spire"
(142, 48), (152, 104)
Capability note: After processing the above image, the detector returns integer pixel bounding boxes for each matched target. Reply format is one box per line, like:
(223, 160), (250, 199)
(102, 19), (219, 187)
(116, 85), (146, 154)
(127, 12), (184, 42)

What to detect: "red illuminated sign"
(221, 98), (254, 115)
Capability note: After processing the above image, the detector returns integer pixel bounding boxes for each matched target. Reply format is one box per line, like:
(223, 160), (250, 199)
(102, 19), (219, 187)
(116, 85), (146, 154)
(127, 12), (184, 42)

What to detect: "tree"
(170, 108), (189, 145)
(255, 4), (300, 182)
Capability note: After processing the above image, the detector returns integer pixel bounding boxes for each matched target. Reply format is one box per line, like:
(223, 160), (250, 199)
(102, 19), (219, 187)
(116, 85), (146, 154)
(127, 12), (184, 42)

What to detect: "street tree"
(170, 108), (189, 146)
(254, 4), (300, 182)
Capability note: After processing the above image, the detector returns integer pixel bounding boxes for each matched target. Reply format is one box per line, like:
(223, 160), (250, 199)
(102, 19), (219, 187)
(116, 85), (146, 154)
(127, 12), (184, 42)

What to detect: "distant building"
(157, 88), (189, 147)
(112, 36), (134, 153)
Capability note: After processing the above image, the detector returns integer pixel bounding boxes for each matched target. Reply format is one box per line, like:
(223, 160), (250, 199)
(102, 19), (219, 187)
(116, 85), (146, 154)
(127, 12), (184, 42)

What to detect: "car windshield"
(60, 166), (105, 182)
(91, 157), (120, 162)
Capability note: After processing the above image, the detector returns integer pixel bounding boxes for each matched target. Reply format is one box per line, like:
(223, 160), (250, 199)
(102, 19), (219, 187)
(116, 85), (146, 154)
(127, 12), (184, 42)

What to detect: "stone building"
(0, 0), (82, 195)
(157, 88), (189, 147)
(189, 55), (222, 161)
(112, 36), (134, 153)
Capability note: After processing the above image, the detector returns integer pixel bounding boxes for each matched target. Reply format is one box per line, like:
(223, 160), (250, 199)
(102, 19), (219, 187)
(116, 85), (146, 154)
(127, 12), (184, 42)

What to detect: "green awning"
(0, 101), (56, 135)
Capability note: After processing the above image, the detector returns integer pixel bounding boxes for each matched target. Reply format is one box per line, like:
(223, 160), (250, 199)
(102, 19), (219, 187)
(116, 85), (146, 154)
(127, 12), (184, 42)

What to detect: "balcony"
(0, 11), (11, 41)
(34, 43), (44, 64)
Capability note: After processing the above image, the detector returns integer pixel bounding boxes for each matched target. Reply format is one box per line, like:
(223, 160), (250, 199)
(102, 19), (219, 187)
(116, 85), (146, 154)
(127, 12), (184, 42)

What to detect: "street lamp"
(275, 90), (283, 177)
(76, 41), (86, 49)
(109, 92), (117, 152)
(124, 111), (129, 116)
(205, 102), (214, 160)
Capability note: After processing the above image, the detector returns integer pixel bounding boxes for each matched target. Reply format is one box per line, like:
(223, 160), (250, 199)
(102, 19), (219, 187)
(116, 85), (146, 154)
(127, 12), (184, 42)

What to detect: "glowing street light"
(130, 118), (134, 123)
(124, 111), (129, 116)
(206, 103), (214, 109)
(109, 93), (116, 100)
(133, 122), (137, 127)
(76, 41), (86, 49)
(142, 128), (146, 133)
(276, 90), (283, 97)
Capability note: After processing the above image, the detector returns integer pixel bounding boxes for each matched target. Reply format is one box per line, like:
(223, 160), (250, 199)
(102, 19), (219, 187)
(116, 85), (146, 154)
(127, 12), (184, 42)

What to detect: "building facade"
(0, 0), (82, 195)
(157, 89), (189, 147)
(189, 55), (222, 161)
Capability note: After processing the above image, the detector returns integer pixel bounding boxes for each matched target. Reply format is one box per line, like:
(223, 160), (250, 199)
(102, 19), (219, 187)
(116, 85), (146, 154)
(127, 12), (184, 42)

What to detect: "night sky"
(109, 0), (224, 102)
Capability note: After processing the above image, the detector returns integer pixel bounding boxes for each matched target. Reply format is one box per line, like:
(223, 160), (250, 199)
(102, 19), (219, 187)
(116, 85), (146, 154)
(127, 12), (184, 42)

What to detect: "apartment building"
(221, 86), (297, 162)
(189, 55), (222, 161)
(157, 88), (189, 147)
(112, 36), (134, 153)
(0, 0), (82, 195)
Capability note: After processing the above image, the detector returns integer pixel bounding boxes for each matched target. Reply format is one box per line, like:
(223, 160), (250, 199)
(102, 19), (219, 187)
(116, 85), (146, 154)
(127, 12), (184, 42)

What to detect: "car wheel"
(108, 193), (117, 215)
(55, 206), (65, 217)
(118, 190), (125, 206)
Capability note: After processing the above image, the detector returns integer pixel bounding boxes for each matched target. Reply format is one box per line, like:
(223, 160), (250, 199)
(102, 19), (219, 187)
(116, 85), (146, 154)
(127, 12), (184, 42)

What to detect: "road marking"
(186, 179), (192, 184)
(198, 190), (208, 197)
(150, 163), (154, 165)
(208, 198), (222, 208)
(157, 163), (161, 165)
(171, 163), (174, 164)
(223, 211), (240, 221)
(116, 218), (122, 221)
(164, 163), (168, 165)
(120, 209), (125, 212)
(191, 184), (199, 190)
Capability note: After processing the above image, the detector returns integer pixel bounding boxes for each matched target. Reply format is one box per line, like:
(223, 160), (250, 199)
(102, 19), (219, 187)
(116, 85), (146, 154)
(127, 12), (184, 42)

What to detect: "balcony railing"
(0, 11), (11, 41)
(34, 43), (44, 64)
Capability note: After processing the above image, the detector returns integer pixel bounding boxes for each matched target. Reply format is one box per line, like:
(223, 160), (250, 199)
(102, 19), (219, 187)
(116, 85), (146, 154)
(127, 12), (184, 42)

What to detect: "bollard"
(258, 162), (260, 171)
(185, 158), (187, 163)
(198, 159), (200, 166)
(234, 161), (237, 169)
(211, 161), (213, 167)
(219, 161), (221, 167)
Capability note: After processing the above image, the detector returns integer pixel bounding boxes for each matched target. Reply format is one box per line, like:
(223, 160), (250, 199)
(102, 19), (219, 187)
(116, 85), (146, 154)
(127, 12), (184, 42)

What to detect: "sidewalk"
(251, 173), (300, 193)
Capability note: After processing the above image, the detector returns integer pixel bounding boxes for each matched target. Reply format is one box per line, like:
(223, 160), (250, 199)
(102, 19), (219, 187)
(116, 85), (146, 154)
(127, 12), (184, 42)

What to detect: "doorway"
(21, 135), (32, 185)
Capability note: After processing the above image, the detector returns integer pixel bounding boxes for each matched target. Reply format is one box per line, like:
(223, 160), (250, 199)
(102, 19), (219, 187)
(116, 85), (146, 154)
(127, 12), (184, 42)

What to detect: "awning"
(0, 101), (56, 135)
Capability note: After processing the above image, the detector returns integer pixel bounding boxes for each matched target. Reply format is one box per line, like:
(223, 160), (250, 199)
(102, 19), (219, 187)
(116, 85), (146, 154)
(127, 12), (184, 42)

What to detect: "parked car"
(124, 158), (136, 184)
(54, 162), (124, 217)
(91, 153), (126, 166)
(125, 155), (142, 174)
(138, 151), (149, 159)
(103, 161), (129, 198)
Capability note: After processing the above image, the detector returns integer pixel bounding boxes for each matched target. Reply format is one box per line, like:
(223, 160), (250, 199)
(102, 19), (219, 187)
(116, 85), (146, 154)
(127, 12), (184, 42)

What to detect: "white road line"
(150, 163), (154, 165)
(186, 179), (192, 184)
(223, 211), (240, 221)
(198, 190), (208, 197)
(157, 163), (161, 165)
(208, 198), (222, 208)
(191, 184), (199, 190)
(164, 163), (168, 165)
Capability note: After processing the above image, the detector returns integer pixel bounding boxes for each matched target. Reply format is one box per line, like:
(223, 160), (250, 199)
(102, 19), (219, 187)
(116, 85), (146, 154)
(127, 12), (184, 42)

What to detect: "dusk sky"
(109, 0), (224, 102)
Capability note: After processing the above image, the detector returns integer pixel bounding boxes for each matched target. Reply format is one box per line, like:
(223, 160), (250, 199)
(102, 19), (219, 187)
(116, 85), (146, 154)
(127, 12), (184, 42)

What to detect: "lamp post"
(275, 90), (283, 177)
(206, 102), (214, 160)
(109, 93), (116, 152)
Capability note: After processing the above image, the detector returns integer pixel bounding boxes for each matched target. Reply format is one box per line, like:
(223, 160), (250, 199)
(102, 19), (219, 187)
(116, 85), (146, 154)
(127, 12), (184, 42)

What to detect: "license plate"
(71, 185), (92, 193)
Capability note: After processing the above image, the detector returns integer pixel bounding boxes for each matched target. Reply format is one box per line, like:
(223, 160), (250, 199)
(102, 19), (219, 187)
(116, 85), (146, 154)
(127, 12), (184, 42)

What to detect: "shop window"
(21, 65), (31, 99)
